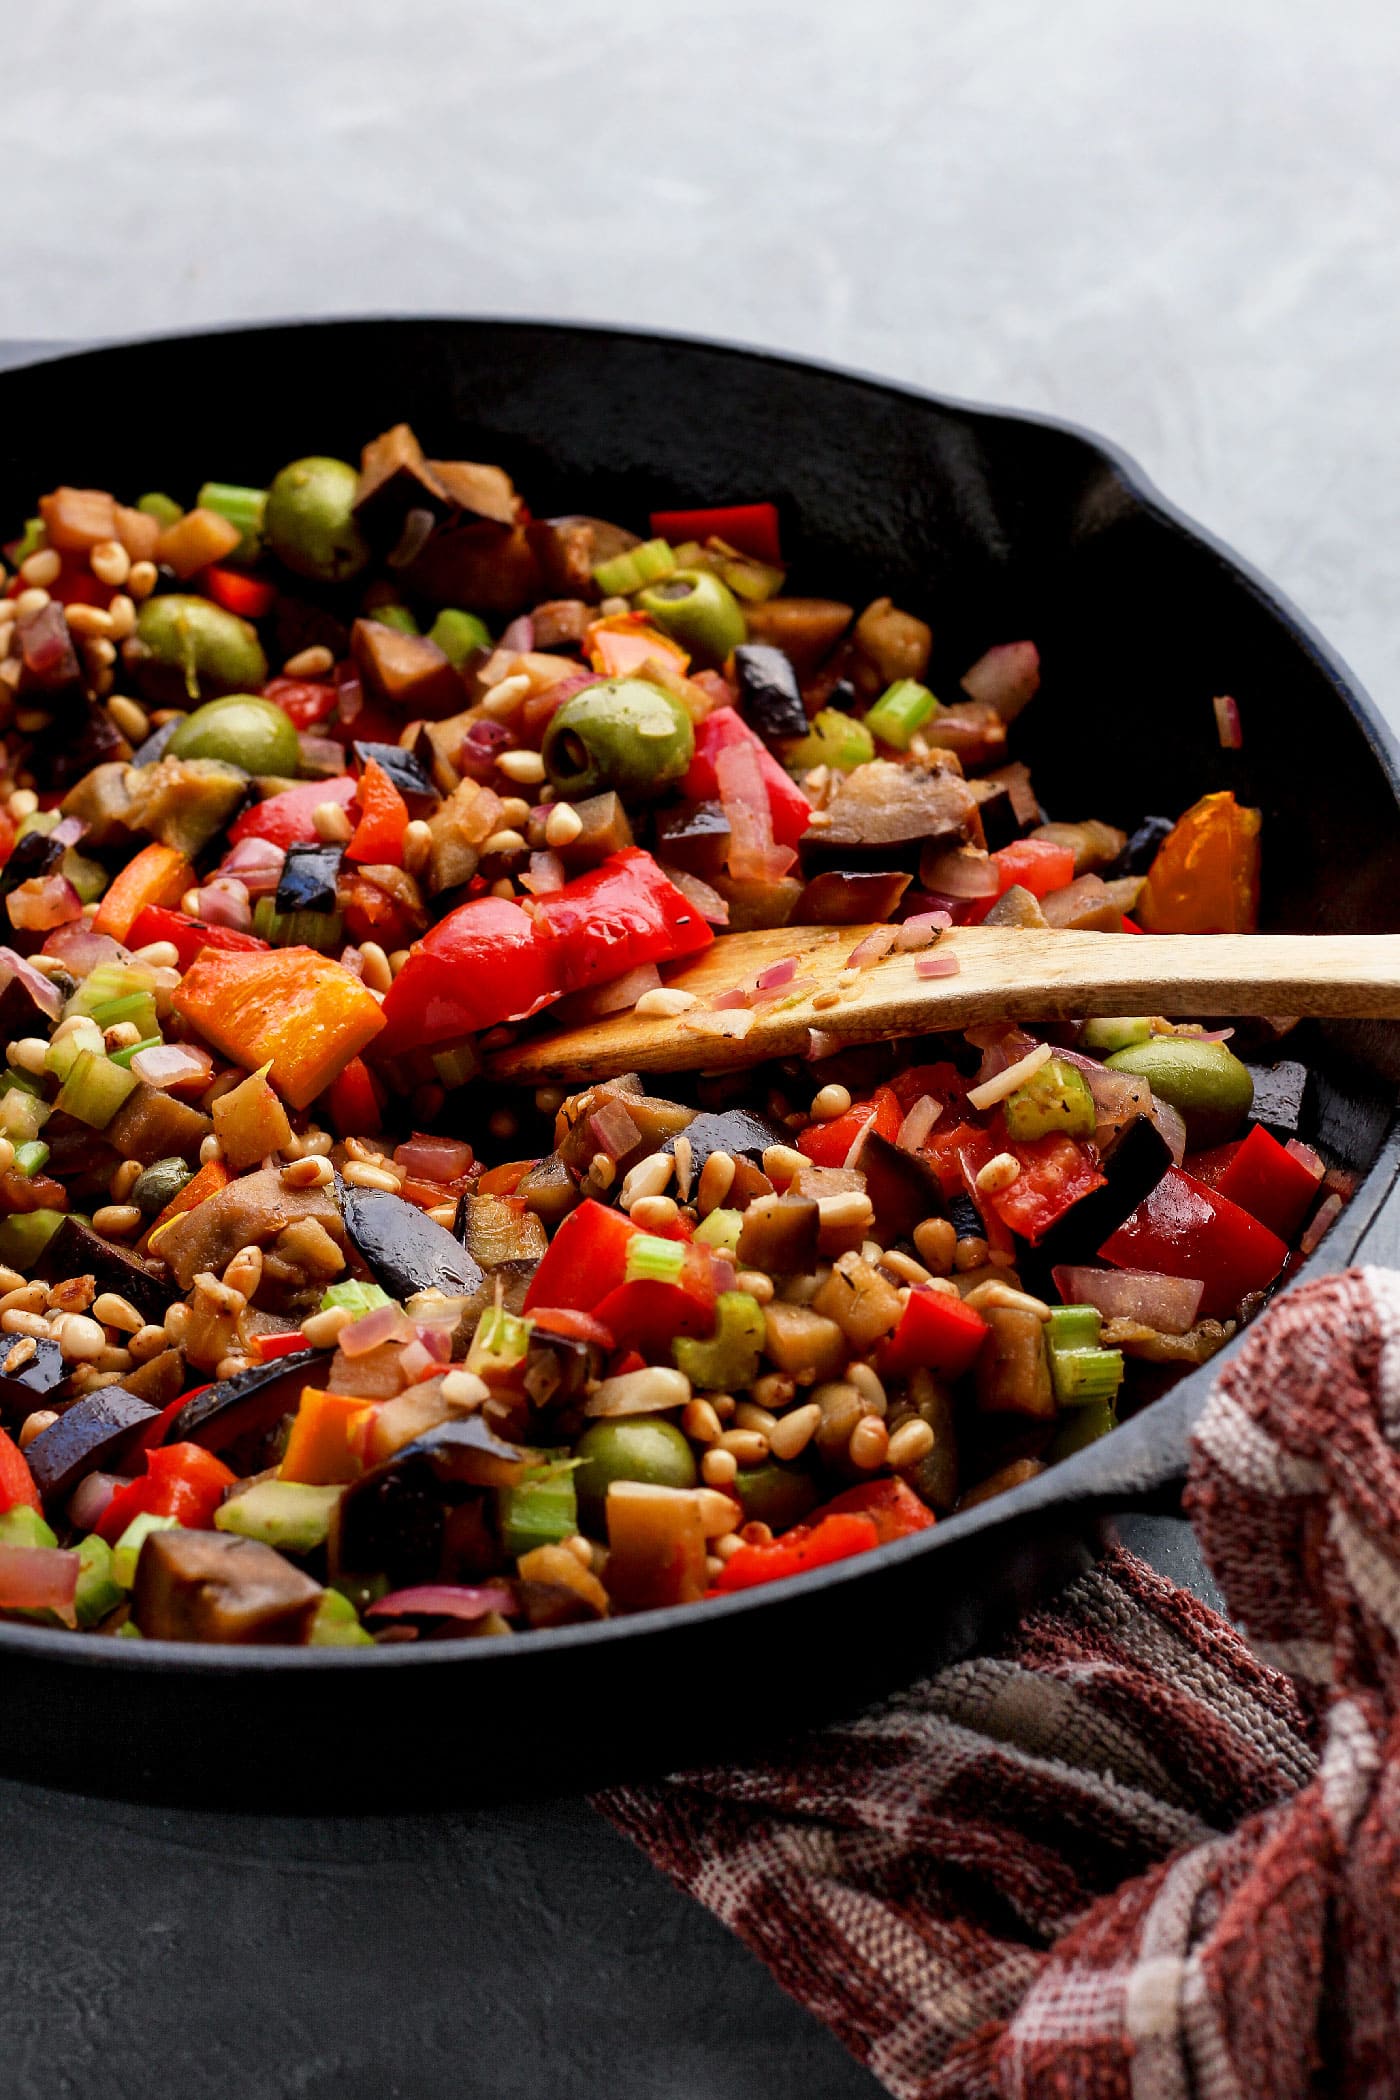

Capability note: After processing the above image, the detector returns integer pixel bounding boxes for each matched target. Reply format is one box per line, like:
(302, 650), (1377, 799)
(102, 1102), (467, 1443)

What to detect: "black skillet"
(0, 318), (1396, 1809)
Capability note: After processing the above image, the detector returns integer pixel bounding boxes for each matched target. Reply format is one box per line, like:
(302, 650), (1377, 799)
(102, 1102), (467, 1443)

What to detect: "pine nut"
(694, 1488), (744, 1537)
(701, 1447), (739, 1486)
(402, 820), (432, 875)
(671, 1133), (694, 1203)
(7, 1037), (50, 1075)
(847, 1362), (887, 1415)
(0, 1337), (35, 1375)
(975, 1151), (1021, 1194)
(913, 1217), (956, 1273)
(633, 988), (698, 1017)
(682, 1397), (723, 1445)
(21, 549), (62, 588)
(301, 1305), (352, 1350)
(6, 790), (37, 821)
(710, 1394), (737, 1420)
(545, 801), (582, 848)
(0, 1267), (21, 1297)
(127, 559), (158, 599)
(817, 1191), (875, 1232)
(283, 644), (334, 678)
(753, 1372), (796, 1410)
(92, 1204), (142, 1238)
(51, 1312), (106, 1361)
(93, 1292), (144, 1335)
(131, 940), (180, 969)
(200, 1135), (224, 1166)
(887, 1418), (936, 1468)
(496, 748), (546, 786)
(620, 1151), (674, 1210)
(18, 1408), (59, 1448)
(848, 1415), (889, 1469)
(767, 1402), (821, 1461)
(810, 1083), (852, 1120)
(313, 800), (353, 843)
(481, 671), (530, 715)
(564, 1533), (594, 1568)
(108, 1159), (143, 1204)
(630, 1194), (679, 1233)
(359, 942), (392, 994)
(761, 1143), (806, 1188)
(495, 797), (532, 831)
(428, 1203), (458, 1227)
(734, 1401), (777, 1436)
(734, 1269), (774, 1305)
(65, 603), (114, 637)
(222, 1245), (264, 1300)
(696, 1150), (735, 1215)
(482, 828), (527, 858)
(713, 1531), (744, 1562)
(105, 594), (136, 641)
(128, 1324), (171, 1362)
(345, 1135), (389, 1163)
(0, 1283), (48, 1314)
(14, 588), (50, 620)
(953, 1235), (989, 1272)
(962, 1279), (1052, 1319)
(342, 1161), (401, 1193)
(881, 1248), (931, 1286)
(717, 1427), (768, 1464)
(88, 539), (131, 587)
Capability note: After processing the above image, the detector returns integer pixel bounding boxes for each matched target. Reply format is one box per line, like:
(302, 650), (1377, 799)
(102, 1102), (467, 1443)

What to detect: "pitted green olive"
(542, 679), (694, 800)
(1104, 1036), (1254, 1149)
(635, 568), (747, 665)
(264, 456), (370, 582)
(166, 695), (300, 776)
(134, 594), (268, 703)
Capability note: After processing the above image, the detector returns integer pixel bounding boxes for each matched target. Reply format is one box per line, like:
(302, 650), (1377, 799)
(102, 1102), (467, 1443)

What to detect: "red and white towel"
(599, 1267), (1400, 2097)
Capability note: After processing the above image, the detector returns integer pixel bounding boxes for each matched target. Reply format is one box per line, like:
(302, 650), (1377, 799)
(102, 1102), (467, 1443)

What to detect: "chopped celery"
(593, 538), (677, 597)
(709, 543), (785, 604)
(55, 1048), (139, 1129)
(112, 1511), (180, 1589)
(864, 678), (942, 750)
(1045, 1304), (1124, 1407)
(308, 1588), (374, 1646)
(16, 808), (59, 842)
(371, 603), (419, 637)
(498, 1452), (579, 1558)
(216, 1480), (342, 1553)
(1079, 1017), (1155, 1054)
(431, 1043), (479, 1089)
(252, 896), (344, 951)
(11, 517), (45, 564)
(67, 960), (158, 1021)
(785, 708), (875, 774)
(45, 1028), (100, 1083)
(320, 1279), (393, 1318)
(467, 1305), (533, 1377)
(89, 991), (160, 1038)
(3, 1065), (47, 1098)
(1046, 1305), (1104, 1352)
(428, 608), (492, 668)
(74, 1535), (125, 1628)
(196, 480), (266, 555)
(0, 1506), (58, 1549)
(1050, 1399), (1118, 1461)
(116, 1621), (144, 1638)
(1003, 1056), (1097, 1142)
(693, 1206), (743, 1256)
(0, 1088), (49, 1144)
(109, 1035), (162, 1071)
(625, 1234), (686, 1286)
(136, 492), (183, 527)
(674, 1291), (766, 1391)
(12, 1141), (49, 1177)
(0, 1210), (64, 1268)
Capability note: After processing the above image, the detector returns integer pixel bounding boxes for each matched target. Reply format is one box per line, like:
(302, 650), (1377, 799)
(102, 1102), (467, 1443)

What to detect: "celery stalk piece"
(136, 492), (183, 527)
(864, 678), (942, 750)
(1050, 1399), (1118, 1460)
(1046, 1304), (1103, 1352)
(15, 808), (59, 843)
(74, 1535), (125, 1628)
(431, 1043), (479, 1090)
(112, 1512), (180, 1589)
(308, 1588), (374, 1646)
(371, 604), (419, 636)
(428, 608), (493, 667)
(674, 1291), (766, 1391)
(498, 1456), (580, 1559)
(0, 1088), (50, 1144)
(1049, 1347), (1125, 1405)
(12, 1141), (49, 1178)
(215, 1480), (342, 1553)
(467, 1306), (533, 1378)
(785, 708), (876, 773)
(320, 1280), (394, 1318)
(0, 1506), (59, 1549)
(593, 538), (677, 597)
(252, 897), (344, 951)
(54, 1049), (139, 1129)
(196, 480), (267, 556)
(693, 1207), (743, 1255)
(624, 1234), (686, 1286)
(11, 517), (45, 564)
(66, 960), (158, 1021)
(0, 1210), (64, 1269)
(109, 1036), (163, 1071)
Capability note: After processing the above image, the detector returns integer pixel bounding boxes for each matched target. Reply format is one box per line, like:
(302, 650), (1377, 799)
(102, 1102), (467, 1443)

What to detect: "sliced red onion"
(1051, 1266), (1204, 1335)
(846, 927), (899, 969)
(564, 965), (661, 1021)
(395, 1134), (474, 1183)
(806, 1027), (843, 1061)
(710, 1256), (737, 1297)
(410, 1324), (454, 1364)
(1150, 1098), (1187, 1165)
(221, 836), (287, 880)
(959, 640), (1041, 721)
(659, 863), (730, 926)
(186, 885), (252, 932)
(366, 1583), (516, 1622)
(897, 1093), (942, 1152)
(752, 975), (815, 1005)
(397, 1337), (439, 1384)
(1300, 1192), (1344, 1257)
(387, 506), (438, 570)
(716, 737), (796, 884)
(589, 1100), (642, 1160)
(67, 1470), (121, 1532)
(1056, 1047), (1159, 1142)
(921, 849), (999, 900)
(339, 1302), (413, 1358)
(520, 850), (566, 896)
(0, 946), (64, 1020)
(339, 945), (365, 977)
(710, 984), (754, 1011)
(0, 1543), (78, 1622)
(457, 718), (516, 781)
(755, 956), (799, 991)
(1213, 693), (1243, 750)
(915, 952), (961, 978)
(131, 1043), (214, 1091)
(1285, 1139), (1326, 1181)
(6, 875), (83, 932)
(49, 815), (87, 850)
(896, 911), (952, 951)
(498, 615), (535, 654)
(1190, 1026), (1236, 1044)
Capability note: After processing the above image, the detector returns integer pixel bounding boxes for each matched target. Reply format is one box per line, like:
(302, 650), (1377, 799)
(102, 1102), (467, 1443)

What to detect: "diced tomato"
(522, 1200), (640, 1314)
(263, 676), (338, 731)
(125, 905), (270, 972)
(986, 1135), (1107, 1246)
(1100, 1167), (1288, 1321)
(202, 565), (276, 619)
(228, 775), (358, 850)
(649, 503), (782, 565)
(811, 1477), (936, 1544)
(887, 1061), (967, 1113)
(0, 1427), (40, 1514)
(993, 838), (1076, 899)
(879, 1286), (989, 1380)
(345, 758), (409, 866)
(798, 1086), (902, 1168)
(253, 1331), (310, 1362)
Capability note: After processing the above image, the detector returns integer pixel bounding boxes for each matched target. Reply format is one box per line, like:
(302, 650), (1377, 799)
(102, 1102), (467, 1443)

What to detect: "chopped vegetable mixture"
(0, 435), (1343, 1642)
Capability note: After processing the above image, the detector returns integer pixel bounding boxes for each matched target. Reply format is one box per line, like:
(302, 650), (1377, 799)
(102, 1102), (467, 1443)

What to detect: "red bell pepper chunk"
(1183, 1140), (1242, 1191)
(1120, 915), (1144, 934)
(374, 896), (560, 1060)
(593, 1243), (717, 1363)
(262, 676), (338, 732)
(126, 904), (269, 973)
(96, 1442), (237, 1543)
(879, 1285), (990, 1380)
(529, 1306), (616, 1350)
(173, 946), (387, 1112)
(254, 1331), (311, 1362)
(1100, 1167), (1288, 1321)
(326, 1054), (385, 1138)
(522, 1200), (641, 1314)
(712, 1511), (879, 1593)
(531, 848), (714, 994)
(1213, 1123), (1323, 1242)
(683, 709), (812, 851)
(202, 565), (277, 619)
(0, 1426), (40, 1514)
(345, 757), (409, 866)
(987, 1134), (1108, 1246)
(812, 1477), (936, 1544)
(798, 1086), (902, 1167)
(649, 502), (782, 565)
(130, 1387), (213, 1457)
(228, 774), (358, 850)
(991, 838), (1077, 899)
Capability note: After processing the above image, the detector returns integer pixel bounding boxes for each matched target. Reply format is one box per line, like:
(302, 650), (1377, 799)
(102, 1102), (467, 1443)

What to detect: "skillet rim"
(0, 311), (1394, 1679)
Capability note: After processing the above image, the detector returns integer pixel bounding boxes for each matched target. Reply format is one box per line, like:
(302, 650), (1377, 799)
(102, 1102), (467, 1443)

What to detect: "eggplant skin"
(164, 1353), (322, 1453)
(134, 1530), (322, 1644)
(337, 1181), (486, 1301)
(25, 1387), (159, 1505)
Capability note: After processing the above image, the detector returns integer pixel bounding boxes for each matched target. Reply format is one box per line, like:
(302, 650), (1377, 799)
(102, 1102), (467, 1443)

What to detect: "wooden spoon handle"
(491, 926), (1400, 1084)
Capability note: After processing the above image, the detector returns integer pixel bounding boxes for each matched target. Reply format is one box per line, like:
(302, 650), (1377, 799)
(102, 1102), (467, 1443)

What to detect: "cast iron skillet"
(0, 318), (1396, 1809)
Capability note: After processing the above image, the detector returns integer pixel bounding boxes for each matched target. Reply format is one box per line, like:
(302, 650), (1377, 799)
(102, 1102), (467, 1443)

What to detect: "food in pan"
(0, 434), (1344, 1643)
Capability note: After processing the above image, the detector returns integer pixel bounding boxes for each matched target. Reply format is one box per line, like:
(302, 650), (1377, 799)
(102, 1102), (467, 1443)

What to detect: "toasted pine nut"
(13, 587), (50, 620)
(975, 1151), (1021, 1194)
(631, 1195), (679, 1233)
(962, 1280), (1052, 1319)
(913, 1217), (956, 1274)
(767, 1402), (821, 1461)
(283, 643), (334, 678)
(696, 1150), (735, 1215)
(733, 1401), (777, 1436)
(694, 1487), (744, 1536)
(544, 801), (582, 849)
(753, 1372), (796, 1411)
(953, 1235), (989, 1272)
(6, 790), (37, 821)
(620, 1151), (674, 1210)
(717, 1427), (769, 1464)
(127, 559), (158, 599)
(848, 1415), (890, 1469)
(282, 1155), (333, 1189)
(21, 548), (62, 588)
(496, 747), (546, 786)
(480, 671), (530, 715)
(700, 1447), (739, 1486)
(682, 1398), (723, 1445)
(200, 1136), (224, 1166)
(7, 1037), (50, 1076)
(633, 988), (699, 1017)
(428, 1203), (458, 1227)
(564, 1533), (594, 1567)
(482, 828), (527, 858)
(0, 1337), (36, 1375)
(734, 1269), (774, 1305)
(128, 1324), (170, 1363)
(880, 1248), (931, 1286)
(105, 593), (136, 641)
(89, 539), (131, 587)
(64, 603), (114, 637)
(0, 1268), (21, 1297)
(358, 941), (392, 994)
(313, 800), (353, 843)
(50, 1312), (107, 1362)
(887, 1418), (936, 1468)
(131, 940), (180, 970)
(18, 1408), (59, 1448)
(93, 1291), (144, 1335)
(713, 1531), (744, 1562)
(817, 1191), (875, 1232)
(761, 1143), (806, 1188)
(222, 1245), (264, 1299)
(0, 1284), (48, 1315)
(810, 1083), (852, 1120)
(108, 1159), (143, 1204)
(847, 1362), (887, 1415)
(92, 1204), (142, 1238)
(401, 820), (432, 875)
(343, 1162), (401, 1194)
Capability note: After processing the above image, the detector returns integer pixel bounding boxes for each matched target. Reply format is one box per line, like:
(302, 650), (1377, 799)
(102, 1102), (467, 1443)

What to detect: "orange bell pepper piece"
(345, 757), (409, 866)
(141, 1154), (230, 1256)
(280, 1390), (372, 1485)
(1137, 790), (1261, 934)
(91, 842), (194, 942)
(585, 612), (689, 680)
(172, 946), (386, 1111)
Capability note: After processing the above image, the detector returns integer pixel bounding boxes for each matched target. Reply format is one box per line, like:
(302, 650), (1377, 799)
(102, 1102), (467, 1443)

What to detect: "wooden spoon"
(489, 925), (1400, 1085)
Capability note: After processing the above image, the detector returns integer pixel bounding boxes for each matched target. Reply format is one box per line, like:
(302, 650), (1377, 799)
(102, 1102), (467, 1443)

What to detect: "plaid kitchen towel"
(599, 1266), (1400, 2098)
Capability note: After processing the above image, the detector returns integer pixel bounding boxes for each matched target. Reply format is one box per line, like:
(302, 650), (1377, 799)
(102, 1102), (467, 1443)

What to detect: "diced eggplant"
(852, 597), (932, 691)
(975, 1305), (1055, 1418)
(427, 459), (520, 528)
(528, 516), (637, 601)
(661, 1105), (787, 1174)
(654, 799), (730, 884)
(732, 644), (808, 745)
(736, 1194), (820, 1274)
(104, 1083), (213, 1167)
(24, 1386), (159, 1504)
(983, 884), (1049, 929)
(353, 423), (456, 539)
(516, 1544), (608, 1627)
(799, 759), (979, 872)
(34, 1215), (170, 1326)
(0, 944), (64, 1043)
(958, 1457), (1045, 1509)
(133, 1529), (322, 1644)
(855, 1130), (945, 1244)
(1243, 1060), (1310, 1135)
(1111, 815), (1175, 878)
(554, 1082), (694, 1179)
(947, 1192), (983, 1242)
(351, 619), (464, 719)
(351, 740), (436, 808)
(530, 600), (591, 652)
(511, 1155), (578, 1229)
(550, 790), (634, 873)
(333, 1417), (526, 1585)
(337, 1181), (486, 1300)
(1031, 819), (1127, 875)
(129, 758), (251, 858)
(403, 520), (540, 620)
(276, 843), (342, 916)
(163, 1352), (322, 1452)
(742, 598), (853, 679)
(921, 700), (1007, 769)
(29, 700), (131, 791)
(156, 1166), (349, 1291)
(712, 872), (803, 932)
(129, 717), (182, 768)
(1035, 1115), (1175, 1268)
(0, 1333), (70, 1422)
(121, 1347), (187, 1410)
(18, 602), (82, 695)
(1040, 874), (1122, 932)
(793, 869), (912, 925)
(0, 826), (63, 913)
(522, 1326), (606, 1409)
(457, 1192), (548, 1270)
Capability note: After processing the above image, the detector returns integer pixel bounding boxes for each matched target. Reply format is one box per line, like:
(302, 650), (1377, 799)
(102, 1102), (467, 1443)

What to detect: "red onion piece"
(0, 946), (64, 1020)
(366, 1583), (515, 1622)
(716, 737), (796, 884)
(589, 1100), (642, 1160)
(1189, 1026), (1235, 1044)
(219, 837), (286, 899)
(1149, 1099), (1187, 1164)
(395, 1134), (474, 1183)
(520, 850), (566, 896)
(131, 1043), (214, 1091)
(187, 885), (252, 932)
(659, 864), (729, 926)
(921, 849), (998, 900)
(563, 965), (662, 1021)
(67, 1470), (121, 1532)
(895, 911), (952, 951)
(49, 815), (87, 850)
(915, 952), (961, 978)
(397, 1337), (439, 1384)
(18, 603), (80, 690)
(847, 927), (899, 969)
(339, 1302), (413, 1358)
(1300, 1192), (1344, 1257)
(897, 1094), (942, 1152)
(1051, 1266), (1204, 1335)
(959, 640), (1041, 721)
(710, 984), (754, 1011)
(410, 1324), (454, 1364)
(0, 1543), (78, 1622)
(7, 875), (83, 932)
(1213, 693), (1243, 750)
(710, 1257), (737, 1297)
(806, 1027), (843, 1060)
(297, 733), (345, 775)
(755, 956), (799, 991)
(498, 615), (535, 654)
(752, 975), (815, 1005)
(456, 719), (516, 782)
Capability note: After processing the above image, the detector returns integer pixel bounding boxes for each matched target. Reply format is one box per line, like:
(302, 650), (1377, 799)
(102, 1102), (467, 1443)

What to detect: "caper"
(134, 594), (268, 704)
(635, 569), (747, 665)
(132, 1156), (194, 1218)
(166, 695), (299, 776)
(263, 457), (370, 582)
(1104, 1036), (1254, 1149)
(542, 678), (694, 800)
(574, 1418), (696, 1529)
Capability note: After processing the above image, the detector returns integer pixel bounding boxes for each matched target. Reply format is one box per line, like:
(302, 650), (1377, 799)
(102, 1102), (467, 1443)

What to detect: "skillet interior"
(0, 317), (1395, 1808)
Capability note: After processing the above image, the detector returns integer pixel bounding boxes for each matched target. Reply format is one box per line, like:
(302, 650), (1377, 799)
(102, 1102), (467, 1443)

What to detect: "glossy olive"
(134, 594), (268, 701)
(574, 1418), (697, 1527)
(730, 1459), (821, 1533)
(166, 694), (299, 775)
(635, 568), (747, 665)
(542, 678), (694, 800)
(1105, 1036), (1255, 1149)
(263, 456), (370, 582)
(131, 1156), (194, 1218)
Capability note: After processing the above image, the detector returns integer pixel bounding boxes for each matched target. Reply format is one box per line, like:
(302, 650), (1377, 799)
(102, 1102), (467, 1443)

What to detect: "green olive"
(135, 594), (268, 703)
(574, 1419), (696, 1528)
(635, 569), (747, 665)
(543, 678), (695, 800)
(263, 457), (370, 582)
(729, 1459), (821, 1533)
(1104, 1036), (1254, 1149)
(166, 694), (299, 775)
(131, 1156), (194, 1218)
